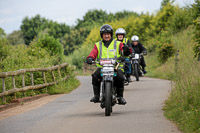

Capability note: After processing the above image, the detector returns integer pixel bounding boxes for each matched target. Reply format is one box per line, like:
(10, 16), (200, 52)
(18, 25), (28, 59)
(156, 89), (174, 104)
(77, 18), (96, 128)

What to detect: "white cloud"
(0, 8), (14, 15)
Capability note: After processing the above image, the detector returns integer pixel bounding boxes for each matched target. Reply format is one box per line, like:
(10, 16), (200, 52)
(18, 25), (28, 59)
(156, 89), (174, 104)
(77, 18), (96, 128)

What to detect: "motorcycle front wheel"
(105, 81), (112, 116)
(134, 64), (139, 81)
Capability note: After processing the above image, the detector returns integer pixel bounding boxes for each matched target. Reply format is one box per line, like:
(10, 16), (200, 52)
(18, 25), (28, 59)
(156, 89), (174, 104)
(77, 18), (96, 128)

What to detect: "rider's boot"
(127, 74), (132, 82)
(117, 87), (127, 105)
(124, 75), (128, 85)
(142, 67), (147, 74)
(90, 86), (100, 103)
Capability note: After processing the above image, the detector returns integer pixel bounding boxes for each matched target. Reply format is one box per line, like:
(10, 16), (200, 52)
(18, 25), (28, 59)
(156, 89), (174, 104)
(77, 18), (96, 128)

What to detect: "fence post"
(83, 62), (85, 75)
(30, 72), (34, 96)
(51, 71), (55, 82)
(2, 78), (6, 103)
(42, 72), (48, 92)
(42, 72), (46, 83)
(58, 68), (61, 78)
(30, 72), (34, 86)
(12, 76), (16, 99)
(22, 74), (25, 87)
(22, 74), (26, 96)
(175, 50), (179, 72)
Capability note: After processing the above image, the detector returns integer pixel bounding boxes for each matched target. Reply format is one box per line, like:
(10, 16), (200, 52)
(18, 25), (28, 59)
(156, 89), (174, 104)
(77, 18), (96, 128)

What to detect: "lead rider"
(86, 24), (132, 105)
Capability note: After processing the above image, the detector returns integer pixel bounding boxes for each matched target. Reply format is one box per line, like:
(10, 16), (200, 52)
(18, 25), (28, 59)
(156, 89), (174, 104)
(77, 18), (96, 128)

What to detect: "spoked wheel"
(105, 82), (112, 116)
(134, 64), (139, 81)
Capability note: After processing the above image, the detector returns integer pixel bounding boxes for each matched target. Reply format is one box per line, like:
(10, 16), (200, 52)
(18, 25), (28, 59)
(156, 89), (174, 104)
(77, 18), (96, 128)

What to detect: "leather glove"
(123, 46), (130, 56)
(86, 57), (93, 64)
(131, 53), (135, 57)
(118, 57), (125, 62)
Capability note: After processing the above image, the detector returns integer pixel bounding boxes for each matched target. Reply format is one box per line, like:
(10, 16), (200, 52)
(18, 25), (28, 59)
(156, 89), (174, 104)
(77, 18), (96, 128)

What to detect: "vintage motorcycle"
(86, 58), (124, 116)
(131, 53), (144, 81)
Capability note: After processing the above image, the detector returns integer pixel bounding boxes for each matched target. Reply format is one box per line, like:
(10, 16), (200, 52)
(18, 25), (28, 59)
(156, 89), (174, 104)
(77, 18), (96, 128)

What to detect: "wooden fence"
(0, 63), (69, 103)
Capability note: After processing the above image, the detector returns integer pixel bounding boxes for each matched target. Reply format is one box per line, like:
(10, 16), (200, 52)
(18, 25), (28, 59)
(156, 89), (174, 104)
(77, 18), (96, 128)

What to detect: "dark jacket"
(131, 42), (147, 54)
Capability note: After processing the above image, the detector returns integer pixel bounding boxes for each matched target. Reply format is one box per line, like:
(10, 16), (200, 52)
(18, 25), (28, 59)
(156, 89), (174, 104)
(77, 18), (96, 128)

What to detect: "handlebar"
(130, 52), (146, 57)
(83, 56), (126, 70)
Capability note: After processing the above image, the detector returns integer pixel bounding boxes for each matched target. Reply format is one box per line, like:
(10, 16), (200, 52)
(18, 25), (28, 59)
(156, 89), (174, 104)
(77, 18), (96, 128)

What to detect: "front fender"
(133, 60), (139, 64)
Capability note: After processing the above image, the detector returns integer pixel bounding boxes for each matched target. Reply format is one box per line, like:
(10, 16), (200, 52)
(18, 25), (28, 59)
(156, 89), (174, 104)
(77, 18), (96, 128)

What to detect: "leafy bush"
(7, 30), (25, 45)
(169, 6), (194, 33)
(30, 34), (65, 64)
(0, 39), (10, 70)
(157, 43), (175, 63)
(0, 32), (79, 104)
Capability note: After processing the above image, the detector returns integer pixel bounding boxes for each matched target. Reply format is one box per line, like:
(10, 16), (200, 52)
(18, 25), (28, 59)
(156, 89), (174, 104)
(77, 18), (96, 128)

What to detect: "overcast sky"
(0, 0), (194, 34)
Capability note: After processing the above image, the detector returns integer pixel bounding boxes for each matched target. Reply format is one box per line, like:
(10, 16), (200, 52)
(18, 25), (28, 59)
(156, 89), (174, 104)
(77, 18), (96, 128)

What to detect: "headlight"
(134, 54), (140, 59)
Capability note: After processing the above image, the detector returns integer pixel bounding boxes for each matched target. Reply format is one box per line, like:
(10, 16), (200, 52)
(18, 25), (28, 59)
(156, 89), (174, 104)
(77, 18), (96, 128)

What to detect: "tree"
(46, 21), (70, 39)
(0, 27), (9, 64)
(192, 0), (200, 19)
(70, 9), (139, 55)
(160, 0), (174, 9)
(0, 34), (10, 70)
(7, 30), (25, 45)
(155, 2), (175, 33)
(0, 27), (6, 38)
(61, 28), (88, 55)
(114, 10), (139, 20)
(20, 14), (70, 45)
(75, 9), (109, 29)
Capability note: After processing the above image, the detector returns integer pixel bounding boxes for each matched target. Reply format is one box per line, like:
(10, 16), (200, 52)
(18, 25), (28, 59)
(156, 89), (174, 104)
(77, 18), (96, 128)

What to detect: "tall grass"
(146, 27), (200, 132)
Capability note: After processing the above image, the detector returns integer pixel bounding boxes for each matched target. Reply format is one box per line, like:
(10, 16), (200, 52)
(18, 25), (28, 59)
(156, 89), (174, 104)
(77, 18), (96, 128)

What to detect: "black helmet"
(100, 24), (113, 38)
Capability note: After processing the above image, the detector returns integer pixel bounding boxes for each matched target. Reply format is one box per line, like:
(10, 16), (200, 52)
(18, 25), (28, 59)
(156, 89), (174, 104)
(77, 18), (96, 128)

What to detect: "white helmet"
(115, 28), (126, 37)
(131, 35), (139, 41)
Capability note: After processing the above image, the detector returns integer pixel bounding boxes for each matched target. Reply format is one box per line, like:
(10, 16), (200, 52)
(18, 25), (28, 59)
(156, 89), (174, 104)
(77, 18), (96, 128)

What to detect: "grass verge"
(48, 77), (80, 95)
(145, 27), (200, 133)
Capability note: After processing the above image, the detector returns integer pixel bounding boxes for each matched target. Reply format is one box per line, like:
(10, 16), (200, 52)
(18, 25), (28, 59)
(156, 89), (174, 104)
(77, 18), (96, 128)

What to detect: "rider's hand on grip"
(86, 57), (94, 64)
(118, 57), (125, 62)
(122, 45), (129, 51)
(123, 45), (130, 56)
(143, 51), (147, 55)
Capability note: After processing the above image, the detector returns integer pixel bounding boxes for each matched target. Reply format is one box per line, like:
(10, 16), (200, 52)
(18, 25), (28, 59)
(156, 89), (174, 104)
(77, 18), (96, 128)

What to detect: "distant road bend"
(0, 76), (181, 133)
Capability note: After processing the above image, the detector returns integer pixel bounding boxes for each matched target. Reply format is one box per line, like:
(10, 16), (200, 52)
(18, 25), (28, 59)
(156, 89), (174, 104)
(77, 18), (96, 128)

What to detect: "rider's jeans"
(124, 58), (131, 74)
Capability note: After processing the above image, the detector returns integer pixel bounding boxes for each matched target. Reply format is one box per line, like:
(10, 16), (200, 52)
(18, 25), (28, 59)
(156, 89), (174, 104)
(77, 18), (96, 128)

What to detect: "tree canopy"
(20, 14), (70, 45)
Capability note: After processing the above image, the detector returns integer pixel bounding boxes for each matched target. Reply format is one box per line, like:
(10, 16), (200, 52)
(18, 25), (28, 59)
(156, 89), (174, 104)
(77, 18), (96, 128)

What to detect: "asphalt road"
(0, 76), (181, 133)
